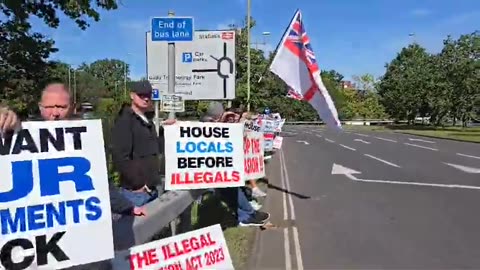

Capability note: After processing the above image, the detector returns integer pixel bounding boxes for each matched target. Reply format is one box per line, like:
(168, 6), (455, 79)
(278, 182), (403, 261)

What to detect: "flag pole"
(257, 9), (300, 83)
(246, 0), (252, 112)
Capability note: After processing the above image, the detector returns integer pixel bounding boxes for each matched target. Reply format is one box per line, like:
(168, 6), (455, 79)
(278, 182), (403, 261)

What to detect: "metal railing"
(284, 119), (396, 125)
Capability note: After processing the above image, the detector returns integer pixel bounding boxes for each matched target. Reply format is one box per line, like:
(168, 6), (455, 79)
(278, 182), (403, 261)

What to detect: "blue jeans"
(120, 188), (158, 207)
(218, 188), (255, 223)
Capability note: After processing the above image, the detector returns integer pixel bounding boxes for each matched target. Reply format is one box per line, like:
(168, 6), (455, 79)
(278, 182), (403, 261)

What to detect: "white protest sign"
(0, 120), (113, 269)
(243, 130), (265, 180)
(273, 136), (283, 149)
(164, 122), (245, 190)
(112, 224), (234, 270)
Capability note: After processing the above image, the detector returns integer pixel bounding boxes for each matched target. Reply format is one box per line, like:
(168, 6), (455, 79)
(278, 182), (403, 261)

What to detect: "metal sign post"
(150, 12), (194, 125)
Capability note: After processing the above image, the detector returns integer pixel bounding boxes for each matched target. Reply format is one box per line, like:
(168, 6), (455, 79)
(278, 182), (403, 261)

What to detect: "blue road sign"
(152, 89), (160, 100)
(151, 17), (194, 42)
(182, 52), (193, 63)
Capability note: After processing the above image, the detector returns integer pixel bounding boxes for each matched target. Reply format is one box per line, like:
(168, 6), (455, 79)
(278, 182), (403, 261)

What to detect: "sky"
(30, 0), (480, 81)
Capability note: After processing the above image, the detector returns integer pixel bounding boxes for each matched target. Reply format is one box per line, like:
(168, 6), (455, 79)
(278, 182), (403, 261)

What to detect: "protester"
(227, 105), (267, 200)
(111, 80), (175, 207)
(0, 83), (145, 217)
(201, 101), (270, 226)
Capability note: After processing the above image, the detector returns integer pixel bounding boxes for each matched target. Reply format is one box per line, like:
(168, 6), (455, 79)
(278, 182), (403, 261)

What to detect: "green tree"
(439, 32), (480, 127)
(378, 44), (432, 123)
(353, 73), (376, 92)
(0, 0), (118, 115)
(84, 59), (130, 98)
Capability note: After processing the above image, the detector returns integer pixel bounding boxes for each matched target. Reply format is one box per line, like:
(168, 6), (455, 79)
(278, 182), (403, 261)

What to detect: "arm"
(109, 183), (135, 215)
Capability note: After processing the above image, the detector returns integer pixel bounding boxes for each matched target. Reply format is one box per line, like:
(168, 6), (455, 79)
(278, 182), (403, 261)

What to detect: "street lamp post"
(247, 0), (251, 112)
(73, 68), (84, 114)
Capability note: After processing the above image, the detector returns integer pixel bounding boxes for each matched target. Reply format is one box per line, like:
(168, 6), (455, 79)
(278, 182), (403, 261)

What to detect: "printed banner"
(112, 224), (234, 270)
(261, 120), (276, 133)
(164, 122), (245, 190)
(0, 120), (114, 269)
(244, 130), (265, 180)
(273, 136), (283, 149)
(264, 140), (274, 152)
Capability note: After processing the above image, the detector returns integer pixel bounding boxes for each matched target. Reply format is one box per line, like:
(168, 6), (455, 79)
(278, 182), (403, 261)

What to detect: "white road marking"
(316, 134), (322, 138)
(284, 228), (292, 270)
(296, 140), (310, 145)
(325, 138), (335, 143)
(292, 226), (304, 270)
(280, 150), (295, 220)
(343, 131), (351, 134)
(408, 138), (435, 143)
(457, 153), (480, 160)
(444, 163), (480, 174)
(281, 166), (288, 220)
(354, 133), (370, 137)
(404, 143), (438, 151)
(354, 138), (371, 144)
(364, 154), (401, 168)
(332, 163), (480, 190)
(374, 136), (397, 143)
(339, 144), (356, 151)
(280, 150), (304, 270)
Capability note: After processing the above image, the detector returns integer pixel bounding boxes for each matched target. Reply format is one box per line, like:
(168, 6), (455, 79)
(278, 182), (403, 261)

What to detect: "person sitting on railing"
(111, 81), (176, 207)
(0, 82), (146, 217)
(200, 101), (270, 227)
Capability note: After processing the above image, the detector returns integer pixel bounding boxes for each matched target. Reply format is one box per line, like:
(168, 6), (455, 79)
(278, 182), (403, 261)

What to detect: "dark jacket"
(111, 106), (164, 190)
(27, 114), (135, 215)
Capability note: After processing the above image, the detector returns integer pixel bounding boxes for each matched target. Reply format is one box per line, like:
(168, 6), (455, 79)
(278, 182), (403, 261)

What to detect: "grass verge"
(191, 193), (256, 270)
(343, 125), (480, 143)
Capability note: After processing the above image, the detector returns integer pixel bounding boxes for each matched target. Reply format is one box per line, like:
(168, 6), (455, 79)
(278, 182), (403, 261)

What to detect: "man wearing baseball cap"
(111, 81), (175, 206)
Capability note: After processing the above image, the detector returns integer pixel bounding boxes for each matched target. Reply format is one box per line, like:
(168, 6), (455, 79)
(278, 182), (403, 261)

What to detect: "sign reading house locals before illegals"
(244, 121), (265, 180)
(112, 224), (234, 270)
(164, 122), (244, 190)
(0, 120), (113, 270)
(146, 30), (236, 100)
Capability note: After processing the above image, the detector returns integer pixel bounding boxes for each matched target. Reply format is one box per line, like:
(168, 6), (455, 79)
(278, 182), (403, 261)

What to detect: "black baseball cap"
(129, 81), (153, 95)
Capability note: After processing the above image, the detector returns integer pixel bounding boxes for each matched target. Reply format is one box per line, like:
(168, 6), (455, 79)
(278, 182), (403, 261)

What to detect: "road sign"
(151, 17), (194, 42)
(151, 88), (161, 100)
(146, 30), (236, 100)
(161, 94), (185, 112)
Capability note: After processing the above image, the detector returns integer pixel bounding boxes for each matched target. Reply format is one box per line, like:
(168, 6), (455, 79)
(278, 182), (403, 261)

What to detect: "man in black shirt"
(111, 81), (175, 206)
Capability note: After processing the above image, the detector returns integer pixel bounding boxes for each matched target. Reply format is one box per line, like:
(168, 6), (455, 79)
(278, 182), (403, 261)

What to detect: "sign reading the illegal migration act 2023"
(0, 120), (113, 270)
(147, 30), (236, 100)
(163, 122), (245, 190)
(112, 224), (234, 270)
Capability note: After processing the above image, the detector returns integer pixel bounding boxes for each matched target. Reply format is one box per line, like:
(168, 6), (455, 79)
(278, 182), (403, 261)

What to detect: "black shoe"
(254, 211), (270, 222)
(239, 216), (266, 227)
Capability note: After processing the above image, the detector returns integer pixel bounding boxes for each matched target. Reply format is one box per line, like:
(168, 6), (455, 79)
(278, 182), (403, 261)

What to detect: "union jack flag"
(269, 10), (342, 130)
(283, 12), (319, 73)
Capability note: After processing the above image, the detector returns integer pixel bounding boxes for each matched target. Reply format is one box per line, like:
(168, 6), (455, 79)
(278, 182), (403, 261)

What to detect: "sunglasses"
(136, 93), (152, 99)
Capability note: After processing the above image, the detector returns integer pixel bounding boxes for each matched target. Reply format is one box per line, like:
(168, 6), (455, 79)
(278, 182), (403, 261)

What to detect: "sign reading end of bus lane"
(151, 17), (194, 42)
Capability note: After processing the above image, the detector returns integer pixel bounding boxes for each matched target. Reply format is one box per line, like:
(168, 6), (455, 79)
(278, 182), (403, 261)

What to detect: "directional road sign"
(146, 30), (236, 100)
(151, 17), (194, 42)
(161, 94), (185, 112)
(151, 88), (161, 101)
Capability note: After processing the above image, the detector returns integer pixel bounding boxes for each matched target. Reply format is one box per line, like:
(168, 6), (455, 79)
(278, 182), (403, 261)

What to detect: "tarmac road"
(251, 125), (480, 270)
